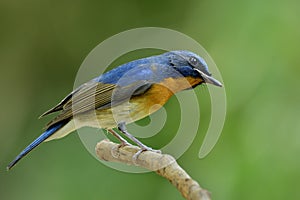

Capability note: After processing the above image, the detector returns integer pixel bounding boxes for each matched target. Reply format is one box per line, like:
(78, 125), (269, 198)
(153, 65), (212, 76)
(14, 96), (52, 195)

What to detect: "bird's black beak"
(194, 69), (222, 87)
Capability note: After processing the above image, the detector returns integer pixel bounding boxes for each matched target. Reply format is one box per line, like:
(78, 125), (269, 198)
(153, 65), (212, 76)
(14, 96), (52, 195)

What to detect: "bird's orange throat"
(159, 76), (203, 94)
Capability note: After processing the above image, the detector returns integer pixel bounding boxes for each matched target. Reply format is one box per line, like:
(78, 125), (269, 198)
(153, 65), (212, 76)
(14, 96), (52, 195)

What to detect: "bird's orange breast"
(130, 76), (203, 115)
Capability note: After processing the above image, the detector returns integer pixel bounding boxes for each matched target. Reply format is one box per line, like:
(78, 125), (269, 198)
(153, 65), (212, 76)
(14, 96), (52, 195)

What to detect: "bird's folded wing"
(42, 79), (152, 129)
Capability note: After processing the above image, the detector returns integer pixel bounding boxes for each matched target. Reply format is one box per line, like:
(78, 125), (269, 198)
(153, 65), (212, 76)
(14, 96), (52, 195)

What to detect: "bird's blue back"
(95, 53), (181, 85)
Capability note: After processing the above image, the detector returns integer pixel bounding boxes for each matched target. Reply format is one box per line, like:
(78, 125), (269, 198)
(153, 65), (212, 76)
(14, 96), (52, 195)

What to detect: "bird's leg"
(107, 129), (130, 146)
(107, 129), (130, 158)
(117, 122), (161, 161)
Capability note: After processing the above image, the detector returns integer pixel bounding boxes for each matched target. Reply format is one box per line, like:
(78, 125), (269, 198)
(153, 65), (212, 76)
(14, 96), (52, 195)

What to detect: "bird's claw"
(111, 141), (130, 158)
(132, 147), (161, 165)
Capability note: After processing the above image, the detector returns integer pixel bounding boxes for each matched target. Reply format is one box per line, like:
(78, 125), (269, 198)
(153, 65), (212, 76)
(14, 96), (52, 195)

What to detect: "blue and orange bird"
(7, 50), (222, 170)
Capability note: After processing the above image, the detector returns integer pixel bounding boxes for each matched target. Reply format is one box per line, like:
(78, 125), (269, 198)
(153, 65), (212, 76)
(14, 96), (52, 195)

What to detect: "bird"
(7, 50), (222, 170)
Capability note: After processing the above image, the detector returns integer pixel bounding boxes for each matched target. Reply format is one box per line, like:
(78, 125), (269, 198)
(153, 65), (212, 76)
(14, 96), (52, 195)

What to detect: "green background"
(1, 0), (299, 199)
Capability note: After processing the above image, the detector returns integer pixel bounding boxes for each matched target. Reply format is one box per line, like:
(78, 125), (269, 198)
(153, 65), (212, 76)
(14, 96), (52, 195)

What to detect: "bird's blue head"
(163, 50), (222, 87)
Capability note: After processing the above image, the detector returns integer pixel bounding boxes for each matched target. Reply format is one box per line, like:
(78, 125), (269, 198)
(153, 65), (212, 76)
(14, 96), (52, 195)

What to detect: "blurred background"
(1, 0), (299, 199)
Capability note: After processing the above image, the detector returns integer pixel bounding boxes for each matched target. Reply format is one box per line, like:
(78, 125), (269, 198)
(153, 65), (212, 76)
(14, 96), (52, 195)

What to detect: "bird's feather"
(41, 63), (178, 130)
(7, 120), (68, 170)
(44, 79), (153, 129)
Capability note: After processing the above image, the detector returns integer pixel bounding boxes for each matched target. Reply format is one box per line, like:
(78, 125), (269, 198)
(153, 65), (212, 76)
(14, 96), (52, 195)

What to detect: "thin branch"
(95, 140), (211, 200)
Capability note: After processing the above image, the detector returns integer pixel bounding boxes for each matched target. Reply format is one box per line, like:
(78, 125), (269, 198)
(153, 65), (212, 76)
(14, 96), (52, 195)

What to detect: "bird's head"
(165, 50), (222, 87)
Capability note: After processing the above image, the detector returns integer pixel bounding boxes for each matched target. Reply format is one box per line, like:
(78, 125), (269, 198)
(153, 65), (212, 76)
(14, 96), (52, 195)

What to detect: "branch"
(95, 140), (211, 200)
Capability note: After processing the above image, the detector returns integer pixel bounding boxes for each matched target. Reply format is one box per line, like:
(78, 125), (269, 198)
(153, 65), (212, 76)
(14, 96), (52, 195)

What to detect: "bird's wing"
(40, 62), (175, 129)
(39, 81), (102, 118)
(43, 79), (152, 129)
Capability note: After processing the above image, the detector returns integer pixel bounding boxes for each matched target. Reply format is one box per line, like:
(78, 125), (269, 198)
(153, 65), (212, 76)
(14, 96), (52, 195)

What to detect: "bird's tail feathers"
(7, 120), (67, 170)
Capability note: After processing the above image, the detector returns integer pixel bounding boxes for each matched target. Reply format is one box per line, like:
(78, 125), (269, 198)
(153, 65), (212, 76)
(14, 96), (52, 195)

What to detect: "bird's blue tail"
(7, 121), (66, 170)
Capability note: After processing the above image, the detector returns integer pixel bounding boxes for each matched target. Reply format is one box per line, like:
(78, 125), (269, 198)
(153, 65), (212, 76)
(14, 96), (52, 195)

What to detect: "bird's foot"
(111, 141), (131, 158)
(107, 129), (131, 158)
(117, 122), (162, 164)
(132, 145), (161, 165)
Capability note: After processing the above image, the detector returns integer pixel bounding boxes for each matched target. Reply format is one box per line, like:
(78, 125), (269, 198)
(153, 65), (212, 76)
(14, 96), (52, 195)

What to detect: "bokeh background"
(1, 0), (299, 199)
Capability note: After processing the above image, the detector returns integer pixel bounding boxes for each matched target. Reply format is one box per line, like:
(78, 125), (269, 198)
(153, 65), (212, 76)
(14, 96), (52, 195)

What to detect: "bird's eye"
(189, 56), (198, 66)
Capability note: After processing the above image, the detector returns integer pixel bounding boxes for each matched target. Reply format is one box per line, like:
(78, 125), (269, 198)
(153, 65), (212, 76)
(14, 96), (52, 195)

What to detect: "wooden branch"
(95, 140), (211, 200)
